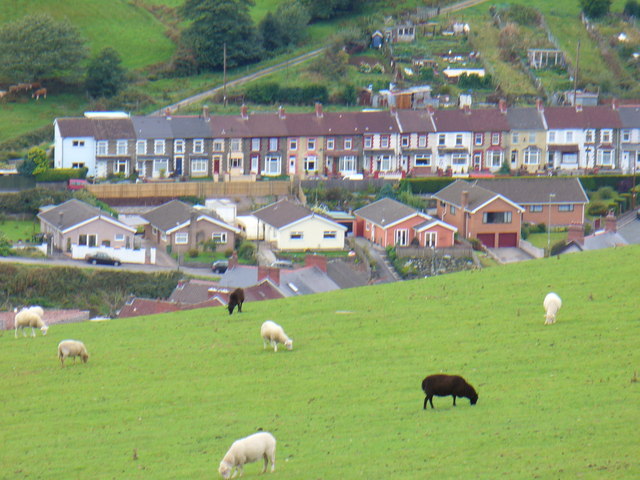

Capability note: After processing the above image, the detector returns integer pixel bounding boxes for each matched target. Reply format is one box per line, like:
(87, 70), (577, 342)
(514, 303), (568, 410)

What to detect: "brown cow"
(32, 88), (47, 100)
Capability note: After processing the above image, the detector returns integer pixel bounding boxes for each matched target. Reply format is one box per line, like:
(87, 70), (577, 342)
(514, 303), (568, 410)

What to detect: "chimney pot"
(315, 102), (323, 118)
(241, 104), (248, 120)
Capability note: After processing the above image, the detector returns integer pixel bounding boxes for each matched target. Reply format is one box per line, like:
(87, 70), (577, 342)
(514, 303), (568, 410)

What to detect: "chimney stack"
(567, 222), (584, 245)
(315, 102), (323, 118)
(611, 98), (618, 110)
(461, 190), (469, 209)
(427, 104), (435, 115)
(202, 105), (210, 121)
(278, 106), (285, 119)
(536, 98), (544, 112)
(257, 266), (280, 285)
(604, 211), (617, 233)
(463, 104), (471, 115)
(390, 105), (397, 116)
(575, 103), (583, 113)
(304, 254), (327, 272)
(498, 98), (507, 114)
(228, 251), (238, 270)
(240, 104), (248, 120)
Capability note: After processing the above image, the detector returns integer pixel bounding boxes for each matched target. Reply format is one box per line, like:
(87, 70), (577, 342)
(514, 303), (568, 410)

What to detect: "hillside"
(1, 246), (638, 479)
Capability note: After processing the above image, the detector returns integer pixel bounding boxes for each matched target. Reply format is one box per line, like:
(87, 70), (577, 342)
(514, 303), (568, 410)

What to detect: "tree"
(28, 147), (50, 176)
(300, 0), (365, 21)
(180, 0), (262, 71)
(0, 14), (87, 83)
(258, 1), (310, 52)
(624, 0), (640, 17)
(86, 48), (127, 98)
(579, 0), (612, 18)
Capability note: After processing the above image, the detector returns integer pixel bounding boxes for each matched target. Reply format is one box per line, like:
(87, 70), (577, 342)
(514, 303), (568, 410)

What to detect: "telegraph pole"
(223, 42), (227, 107)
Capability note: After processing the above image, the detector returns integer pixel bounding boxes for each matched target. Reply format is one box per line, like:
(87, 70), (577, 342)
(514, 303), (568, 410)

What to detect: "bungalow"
(140, 200), (240, 255)
(354, 197), (456, 248)
(252, 199), (346, 251)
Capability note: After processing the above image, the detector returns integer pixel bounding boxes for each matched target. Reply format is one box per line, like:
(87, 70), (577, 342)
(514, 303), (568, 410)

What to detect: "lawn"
(1, 245), (638, 479)
(0, 219), (39, 243)
(526, 231), (567, 249)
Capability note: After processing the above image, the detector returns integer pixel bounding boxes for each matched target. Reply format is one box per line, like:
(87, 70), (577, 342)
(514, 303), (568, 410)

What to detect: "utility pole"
(223, 42), (227, 107)
(572, 41), (580, 104)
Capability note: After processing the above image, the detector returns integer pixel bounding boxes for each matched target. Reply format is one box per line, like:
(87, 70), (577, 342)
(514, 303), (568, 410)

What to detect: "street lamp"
(548, 193), (556, 252)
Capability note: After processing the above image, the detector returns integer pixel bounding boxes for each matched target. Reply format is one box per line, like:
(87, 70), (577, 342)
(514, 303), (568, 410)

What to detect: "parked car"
(212, 259), (229, 273)
(85, 251), (121, 266)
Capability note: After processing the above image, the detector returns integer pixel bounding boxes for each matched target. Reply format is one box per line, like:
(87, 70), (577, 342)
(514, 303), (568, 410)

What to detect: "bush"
(587, 201), (608, 216)
(187, 248), (199, 258)
(237, 241), (256, 262)
(469, 238), (483, 251)
(35, 168), (88, 182)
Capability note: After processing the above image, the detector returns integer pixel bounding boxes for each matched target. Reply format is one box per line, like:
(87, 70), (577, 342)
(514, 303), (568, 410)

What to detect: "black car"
(85, 251), (121, 266)
(212, 259), (229, 273)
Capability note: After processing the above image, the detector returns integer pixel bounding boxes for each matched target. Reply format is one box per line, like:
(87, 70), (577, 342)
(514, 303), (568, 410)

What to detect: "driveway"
(487, 247), (534, 264)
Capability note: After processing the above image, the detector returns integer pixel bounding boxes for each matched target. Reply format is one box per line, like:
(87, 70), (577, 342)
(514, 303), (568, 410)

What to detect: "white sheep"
(218, 431), (276, 479)
(14, 307), (48, 338)
(544, 292), (562, 325)
(57, 340), (89, 367)
(260, 320), (293, 352)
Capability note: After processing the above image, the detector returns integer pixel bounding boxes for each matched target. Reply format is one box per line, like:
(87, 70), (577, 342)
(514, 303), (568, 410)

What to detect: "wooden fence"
(87, 180), (293, 200)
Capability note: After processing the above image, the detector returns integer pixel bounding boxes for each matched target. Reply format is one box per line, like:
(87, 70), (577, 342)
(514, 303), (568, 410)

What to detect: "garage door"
(498, 233), (518, 247)
(477, 233), (495, 248)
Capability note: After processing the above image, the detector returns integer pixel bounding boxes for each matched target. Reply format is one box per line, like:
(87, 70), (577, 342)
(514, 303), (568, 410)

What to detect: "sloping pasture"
(1, 246), (638, 479)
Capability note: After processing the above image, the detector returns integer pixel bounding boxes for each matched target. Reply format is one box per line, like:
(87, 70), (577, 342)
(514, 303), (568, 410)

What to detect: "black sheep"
(227, 288), (245, 315)
(421, 374), (478, 409)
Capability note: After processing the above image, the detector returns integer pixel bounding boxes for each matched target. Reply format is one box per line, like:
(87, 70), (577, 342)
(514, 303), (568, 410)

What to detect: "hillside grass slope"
(1, 246), (639, 479)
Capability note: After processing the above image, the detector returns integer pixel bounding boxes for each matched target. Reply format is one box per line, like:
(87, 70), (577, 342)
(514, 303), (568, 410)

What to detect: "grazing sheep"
(228, 288), (245, 315)
(218, 431), (276, 479)
(260, 320), (293, 352)
(58, 340), (89, 367)
(422, 374), (478, 409)
(544, 292), (562, 325)
(14, 307), (48, 338)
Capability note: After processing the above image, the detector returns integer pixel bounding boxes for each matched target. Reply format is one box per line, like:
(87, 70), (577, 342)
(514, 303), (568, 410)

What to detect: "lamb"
(14, 306), (48, 338)
(58, 340), (89, 367)
(228, 287), (245, 315)
(218, 431), (276, 479)
(544, 292), (562, 325)
(260, 320), (293, 352)
(422, 374), (478, 409)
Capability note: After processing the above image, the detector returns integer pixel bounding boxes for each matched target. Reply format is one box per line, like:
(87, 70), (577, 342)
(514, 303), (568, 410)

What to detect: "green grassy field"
(0, 219), (39, 243)
(1, 245), (638, 479)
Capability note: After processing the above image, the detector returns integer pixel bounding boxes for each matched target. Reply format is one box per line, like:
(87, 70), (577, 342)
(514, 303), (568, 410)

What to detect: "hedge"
(35, 168), (88, 182)
(399, 177), (456, 194)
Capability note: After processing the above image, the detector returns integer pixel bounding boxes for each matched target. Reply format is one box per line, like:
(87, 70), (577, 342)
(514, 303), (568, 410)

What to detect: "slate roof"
(38, 199), (134, 233)
(354, 197), (426, 227)
(506, 107), (546, 130)
(141, 200), (235, 233)
(617, 106), (640, 128)
(253, 200), (314, 228)
(169, 279), (219, 305)
(432, 107), (510, 132)
(118, 298), (180, 318)
(131, 116), (174, 139)
(544, 106), (622, 129)
(168, 115), (215, 138)
(395, 109), (437, 133)
(55, 118), (96, 137)
(434, 179), (513, 212)
(55, 118), (135, 139)
(474, 178), (589, 205)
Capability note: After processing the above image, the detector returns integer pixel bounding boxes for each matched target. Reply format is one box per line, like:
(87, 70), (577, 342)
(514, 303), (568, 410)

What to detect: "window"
(511, 132), (519, 144)
(601, 129), (612, 144)
(418, 135), (427, 148)
(72, 162), (85, 169)
(364, 136), (373, 148)
(250, 154), (259, 173)
(251, 138), (260, 151)
(116, 159), (128, 174)
(231, 157), (242, 169)
(304, 156), (317, 173)
(452, 153), (467, 165)
(339, 155), (356, 172)
(438, 134), (446, 146)
(491, 133), (500, 145)
(269, 138), (279, 151)
(115, 233), (125, 242)
(230, 139), (242, 152)
(394, 229), (409, 246)
(424, 232), (436, 247)
(154, 139), (165, 155)
(380, 136), (390, 148)
(558, 204), (574, 212)
(450, 205), (456, 215)
(136, 140), (147, 155)
(175, 139), (185, 154)
(191, 158), (207, 174)
(474, 133), (483, 145)
(72, 140), (85, 147)
(263, 155), (281, 175)
(193, 139), (204, 153)
(529, 205), (543, 212)
(212, 232), (228, 244)
(414, 154), (431, 166)
(116, 140), (128, 155)
(455, 134), (463, 146)
(213, 139), (224, 151)
(585, 130), (595, 144)
(566, 131), (573, 142)
(79, 234), (97, 247)
(528, 132), (536, 144)
(597, 150), (613, 166)
(379, 155), (392, 171)
(344, 138), (353, 150)
(622, 130), (631, 143)
(97, 141), (108, 156)
(175, 232), (188, 244)
(549, 131), (556, 142)
(307, 138), (316, 150)
(323, 231), (337, 239)
(290, 232), (303, 240)
(401, 135), (410, 148)
(153, 158), (168, 177)
(289, 139), (298, 151)
(326, 138), (335, 150)
(511, 150), (518, 164)
(482, 211), (512, 224)
(489, 150), (503, 167)
(524, 148), (540, 165)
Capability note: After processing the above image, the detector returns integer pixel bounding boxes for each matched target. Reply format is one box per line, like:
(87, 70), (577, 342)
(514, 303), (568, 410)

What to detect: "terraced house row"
(54, 101), (640, 180)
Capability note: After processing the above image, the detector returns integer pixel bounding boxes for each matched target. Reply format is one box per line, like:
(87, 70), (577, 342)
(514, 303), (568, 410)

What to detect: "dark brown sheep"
(421, 374), (478, 409)
(227, 288), (245, 315)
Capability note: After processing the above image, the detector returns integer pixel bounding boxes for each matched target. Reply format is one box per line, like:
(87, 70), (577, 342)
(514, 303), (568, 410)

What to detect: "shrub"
(187, 248), (199, 258)
(469, 238), (483, 251)
(550, 239), (567, 256)
(588, 201), (608, 216)
(237, 241), (256, 262)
